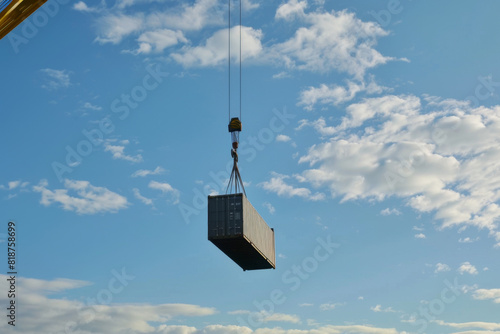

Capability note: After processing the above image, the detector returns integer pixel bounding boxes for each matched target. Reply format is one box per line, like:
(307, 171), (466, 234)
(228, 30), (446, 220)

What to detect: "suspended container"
(208, 193), (275, 271)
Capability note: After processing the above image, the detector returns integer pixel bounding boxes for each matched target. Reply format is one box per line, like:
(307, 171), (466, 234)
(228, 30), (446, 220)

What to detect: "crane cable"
(228, 0), (243, 123)
(226, 0), (246, 196)
(239, 0), (242, 122)
(228, 0), (230, 123)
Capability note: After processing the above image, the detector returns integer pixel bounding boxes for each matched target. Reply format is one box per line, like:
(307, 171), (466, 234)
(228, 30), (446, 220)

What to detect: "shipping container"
(208, 193), (275, 271)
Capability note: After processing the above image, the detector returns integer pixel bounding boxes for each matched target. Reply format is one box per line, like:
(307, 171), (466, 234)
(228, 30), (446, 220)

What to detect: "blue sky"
(1, 0), (500, 333)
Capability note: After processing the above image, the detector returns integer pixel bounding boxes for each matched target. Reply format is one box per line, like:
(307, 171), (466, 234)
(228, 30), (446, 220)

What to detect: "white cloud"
(435, 263), (451, 273)
(296, 117), (336, 137)
(275, 0), (307, 21)
(40, 68), (71, 91)
(227, 310), (251, 315)
(8, 180), (21, 190)
(0, 275), (414, 334)
(145, 0), (223, 31)
(104, 141), (143, 163)
(473, 288), (500, 303)
(459, 237), (480, 243)
(133, 188), (154, 207)
(380, 208), (401, 216)
(0, 274), (216, 334)
(242, 0), (260, 11)
(434, 319), (500, 330)
(276, 134), (292, 142)
(149, 181), (177, 193)
(95, 13), (144, 44)
(228, 311), (300, 324)
(299, 78), (389, 110)
(94, 0), (222, 43)
(259, 172), (325, 201)
(273, 71), (291, 79)
(458, 262), (478, 275)
(319, 303), (341, 311)
(33, 179), (128, 214)
(371, 304), (396, 313)
(132, 166), (165, 177)
(78, 0), (396, 84)
(131, 29), (187, 54)
(461, 284), (479, 294)
(263, 202), (276, 214)
(20, 276), (91, 293)
(415, 233), (426, 239)
(172, 26), (263, 67)
(73, 1), (102, 13)
(262, 313), (300, 324)
(83, 102), (102, 111)
(294, 95), (500, 246)
(149, 181), (180, 204)
(87, 0), (224, 50)
(271, 6), (400, 79)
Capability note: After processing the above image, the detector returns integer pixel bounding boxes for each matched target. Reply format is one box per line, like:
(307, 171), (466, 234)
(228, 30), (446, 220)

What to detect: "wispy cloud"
(458, 237), (480, 243)
(380, 208), (401, 216)
(149, 181), (180, 204)
(434, 319), (500, 330)
(133, 188), (154, 207)
(276, 134), (292, 143)
(299, 77), (389, 111)
(458, 262), (478, 275)
(33, 179), (128, 214)
(263, 312), (300, 324)
(435, 263), (451, 273)
(371, 304), (397, 313)
(5, 180), (29, 190)
(104, 140), (143, 163)
(79, 0), (224, 46)
(263, 202), (276, 214)
(82, 102), (102, 111)
(40, 69), (71, 91)
(259, 172), (325, 201)
(126, 29), (188, 55)
(131, 166), (165, 178)
(320, 303), (342, 311)
(473, 288), (500, 304)
(172, 26), (263, 67)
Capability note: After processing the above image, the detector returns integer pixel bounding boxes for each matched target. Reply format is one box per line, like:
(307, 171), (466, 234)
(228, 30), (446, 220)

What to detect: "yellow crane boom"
(0, 0), (47, 40)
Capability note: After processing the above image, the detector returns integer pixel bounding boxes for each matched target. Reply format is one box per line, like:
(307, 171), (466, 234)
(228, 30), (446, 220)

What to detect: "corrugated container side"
(242, 195), (275, 267)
